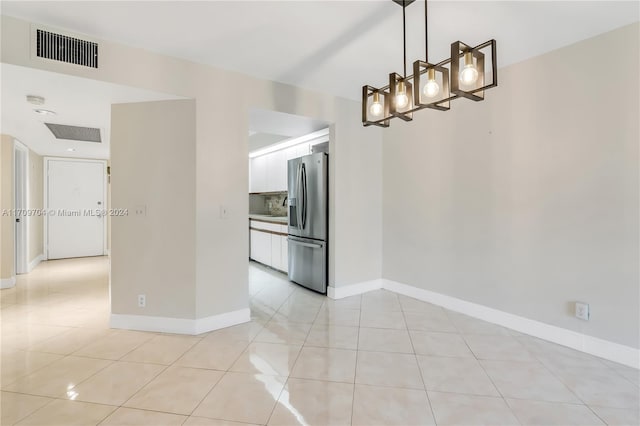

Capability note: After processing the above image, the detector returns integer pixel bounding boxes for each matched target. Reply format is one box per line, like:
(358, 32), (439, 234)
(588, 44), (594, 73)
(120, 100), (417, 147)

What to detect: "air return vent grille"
(45, 123), (102, 143)
(36, 29), (98, 68)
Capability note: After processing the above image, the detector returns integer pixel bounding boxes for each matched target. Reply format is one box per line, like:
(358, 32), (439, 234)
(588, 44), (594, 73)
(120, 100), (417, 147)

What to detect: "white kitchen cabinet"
(296, 143), (310, 157)
(250, 229), (271, 266)
(271, 236), (282, 271)
(281, 236), (288, 273)
(250, 150), (287, 193)
(249, 221), (289, 273)
(267, 150), (287, 192)
(284, 145), (298, 161)
(249, 155), (268, 193)
(250, 142), (313, 193)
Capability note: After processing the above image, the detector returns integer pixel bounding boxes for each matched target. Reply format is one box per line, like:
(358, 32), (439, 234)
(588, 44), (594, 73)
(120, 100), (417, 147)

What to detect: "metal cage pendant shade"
(362, 0), (498, 127)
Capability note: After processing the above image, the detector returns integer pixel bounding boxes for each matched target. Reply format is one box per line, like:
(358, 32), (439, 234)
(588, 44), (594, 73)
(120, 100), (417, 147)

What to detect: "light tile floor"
(1, 257), (638, 425)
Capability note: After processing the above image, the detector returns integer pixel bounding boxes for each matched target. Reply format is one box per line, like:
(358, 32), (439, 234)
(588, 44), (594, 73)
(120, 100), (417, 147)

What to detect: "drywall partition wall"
(192, 72), (384, 318)
(28, 150), (43, 265)
(0, 135), (15, 282)
(382, 23), (639, 348)
(331, 99), (383, 286)
(110, 100), (197, 319)
(1, 15), (383, 324)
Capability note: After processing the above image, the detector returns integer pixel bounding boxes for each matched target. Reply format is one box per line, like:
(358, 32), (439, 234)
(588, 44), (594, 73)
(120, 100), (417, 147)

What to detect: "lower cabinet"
(249, 224), (289, 273)
(250, 229), (271, 266)
(281, 237), (289, 273)
(271, 236), (282, 271)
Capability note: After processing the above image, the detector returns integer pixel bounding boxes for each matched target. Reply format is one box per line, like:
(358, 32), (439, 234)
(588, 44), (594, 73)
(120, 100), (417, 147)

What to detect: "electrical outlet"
(138, 294), (146, 308)
(575, 302), (589, 321)
(134, 205), (147, 216)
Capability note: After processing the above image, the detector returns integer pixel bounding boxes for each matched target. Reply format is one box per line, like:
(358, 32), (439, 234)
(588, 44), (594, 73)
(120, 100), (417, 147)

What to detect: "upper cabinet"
(249, 154), (268, 193)
(249, 142), (310, 193)
(249, 128), (328, 193)
(267, 150), (286, 192)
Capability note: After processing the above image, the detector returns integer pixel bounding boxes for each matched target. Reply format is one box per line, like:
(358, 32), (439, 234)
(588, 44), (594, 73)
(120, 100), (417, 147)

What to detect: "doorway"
(44, 158), (107, 260)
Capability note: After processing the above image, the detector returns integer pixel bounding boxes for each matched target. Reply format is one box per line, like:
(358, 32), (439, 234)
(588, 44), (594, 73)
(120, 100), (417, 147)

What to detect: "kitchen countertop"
(249, 214), (288, 224)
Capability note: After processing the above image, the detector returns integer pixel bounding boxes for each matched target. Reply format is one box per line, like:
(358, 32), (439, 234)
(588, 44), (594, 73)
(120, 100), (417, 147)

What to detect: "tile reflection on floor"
(1, 258), (638, 425)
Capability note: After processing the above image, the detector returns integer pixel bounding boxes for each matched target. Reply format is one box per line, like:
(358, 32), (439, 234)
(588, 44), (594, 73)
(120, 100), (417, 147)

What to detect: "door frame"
(43, 157), (108, 260)
(13, 140), (29, 274)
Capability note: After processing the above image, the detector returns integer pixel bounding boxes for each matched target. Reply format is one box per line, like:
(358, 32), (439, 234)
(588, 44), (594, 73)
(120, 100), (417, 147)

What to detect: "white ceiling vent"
(36, 29), (98, 68)
(45, 123), (102, 143)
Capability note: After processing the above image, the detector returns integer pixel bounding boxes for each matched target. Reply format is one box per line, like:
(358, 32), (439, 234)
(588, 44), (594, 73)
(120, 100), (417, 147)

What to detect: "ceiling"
(248, 133), (289, 153)
(1, 64), (183, 158)
(248, 109), (329, 153)
(1, 1), (638, 101)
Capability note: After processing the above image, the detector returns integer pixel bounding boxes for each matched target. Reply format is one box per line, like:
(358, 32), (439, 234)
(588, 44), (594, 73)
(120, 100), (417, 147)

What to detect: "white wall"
(110, 100), (197, 319)
(0, 135), (14, 281)
(1, 15), (383, 324)
(382, 23), (639, 348)
(28, 149), (43, 264)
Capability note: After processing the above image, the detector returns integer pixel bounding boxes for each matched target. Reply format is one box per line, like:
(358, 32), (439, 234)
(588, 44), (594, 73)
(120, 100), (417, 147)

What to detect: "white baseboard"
(0, 276), (16, 289)
(325, 276), (639, 369)
(383, 279), (640, 369)
(327, 279), (383, 300)
(28, 254), (44, 272)
(110, 308), (251, 335)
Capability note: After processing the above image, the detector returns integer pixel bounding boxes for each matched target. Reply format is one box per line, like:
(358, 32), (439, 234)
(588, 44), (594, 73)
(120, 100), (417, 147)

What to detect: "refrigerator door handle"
(301, 163), (307, 230)
(288, 238), (322, 249)
(296, 163), (302, 230)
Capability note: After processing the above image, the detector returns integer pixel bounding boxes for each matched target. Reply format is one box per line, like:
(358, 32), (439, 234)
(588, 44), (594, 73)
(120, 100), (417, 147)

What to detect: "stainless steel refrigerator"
(287, 152), (328, 294)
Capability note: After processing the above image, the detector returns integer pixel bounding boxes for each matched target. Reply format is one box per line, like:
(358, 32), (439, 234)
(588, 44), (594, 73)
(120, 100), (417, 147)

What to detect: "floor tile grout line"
(7, 263), (638, 425)
(526, 345), (615, 422)
(264, 339), (308, 426)
(517, 338), (636, 422)
(400, 300), (438, 425)
(115, 362), (171, 412)
(350, 310), (362, 426)
(473, 350), (524, 425)
(2, 391), (59, 425)
(0, 351), (64, 388)
(93, 402), (120, 426)
(186, 319), (271, 421)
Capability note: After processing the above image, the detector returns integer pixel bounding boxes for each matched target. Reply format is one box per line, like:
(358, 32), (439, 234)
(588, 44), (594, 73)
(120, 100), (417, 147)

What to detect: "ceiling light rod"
(424, 0), (428, 63)
(402, 0), (407, 78)
(362, 0), (498, 128)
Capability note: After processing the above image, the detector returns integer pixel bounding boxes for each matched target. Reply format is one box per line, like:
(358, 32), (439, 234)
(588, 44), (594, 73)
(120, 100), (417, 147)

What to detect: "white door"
(47, 159), (106, 259)
(14, 143), (28, 274)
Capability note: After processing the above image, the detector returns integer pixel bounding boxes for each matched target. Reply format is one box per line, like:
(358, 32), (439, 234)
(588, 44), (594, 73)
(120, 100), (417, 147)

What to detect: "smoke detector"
(34, 109), (56, 116)
(27, 95), (45, 105)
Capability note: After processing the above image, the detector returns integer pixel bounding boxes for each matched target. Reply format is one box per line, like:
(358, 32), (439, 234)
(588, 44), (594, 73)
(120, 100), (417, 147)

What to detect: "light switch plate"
(575, 302), (589, 321)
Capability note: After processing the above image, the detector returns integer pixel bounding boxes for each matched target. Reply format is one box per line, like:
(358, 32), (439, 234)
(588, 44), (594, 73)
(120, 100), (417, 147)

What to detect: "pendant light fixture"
(362, 0), (497, 127)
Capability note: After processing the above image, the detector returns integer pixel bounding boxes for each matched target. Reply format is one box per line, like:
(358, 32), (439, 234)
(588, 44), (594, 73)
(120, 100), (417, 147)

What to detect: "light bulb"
(395, 81), (409, 109)
(369, 102), (383, 117)
(369, 92), (383, 117)
(460, 52), (479, 85)
(423, 68), (440, 98)
(396, 93), (409, 109)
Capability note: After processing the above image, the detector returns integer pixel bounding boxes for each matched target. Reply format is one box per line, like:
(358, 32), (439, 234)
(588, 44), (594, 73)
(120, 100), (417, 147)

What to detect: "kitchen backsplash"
(249, 192), (288, 216)
(265, 192), (288, 216)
